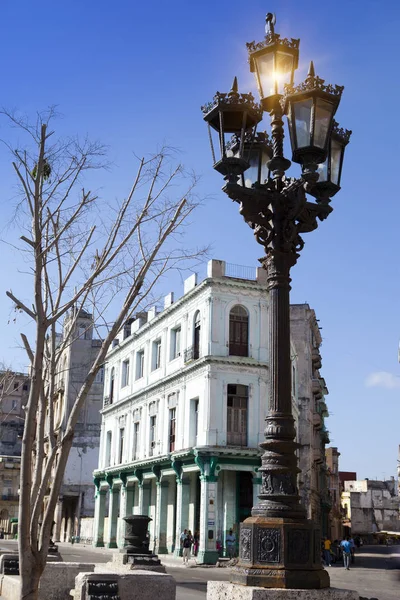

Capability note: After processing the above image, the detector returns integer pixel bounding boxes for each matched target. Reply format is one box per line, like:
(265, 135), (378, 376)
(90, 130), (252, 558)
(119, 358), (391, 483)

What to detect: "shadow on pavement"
(176, 581), (207, 592)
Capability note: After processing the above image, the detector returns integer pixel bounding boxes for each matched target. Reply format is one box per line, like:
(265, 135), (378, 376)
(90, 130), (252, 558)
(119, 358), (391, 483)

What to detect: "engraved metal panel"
(256, 527), (280, 563)
(87, 579), (120, 600)
(287, 529), (310, 564)
(240, 527), (252, 562)
(3, 558), (19, 575)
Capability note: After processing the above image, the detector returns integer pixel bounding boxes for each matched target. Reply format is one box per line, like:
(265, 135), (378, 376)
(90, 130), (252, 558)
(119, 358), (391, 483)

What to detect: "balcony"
(184, 346), (200, 363)
(313, 412), (322, 429)
(229, 342), (248, 357)
(311, 348), (322, 370)
(103, 396), (112, 407)
(1, 495), (19, 502)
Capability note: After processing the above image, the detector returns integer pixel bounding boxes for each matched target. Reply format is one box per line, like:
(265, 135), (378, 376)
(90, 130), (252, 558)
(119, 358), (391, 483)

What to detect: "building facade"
(92, 260), (330, 562)
(341, 478), (400, 535)
(290, 305), (331, 536)
(0, 370), (29, 529)
(50, 308), (104, 542)
(325, 447), (342, 540)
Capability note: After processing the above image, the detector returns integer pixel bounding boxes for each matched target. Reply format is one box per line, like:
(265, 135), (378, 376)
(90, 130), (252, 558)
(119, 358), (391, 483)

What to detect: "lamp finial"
(265, 12), (276, 37)
(230, 76), (238, 94)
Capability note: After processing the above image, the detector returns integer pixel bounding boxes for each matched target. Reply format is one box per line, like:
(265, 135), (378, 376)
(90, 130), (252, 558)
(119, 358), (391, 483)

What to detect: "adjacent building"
(0, 370), (29, 530)
(92, 260), (332, 562)
(325, 447), (342, 540)
(290, 305), (331, 537)
(341, 478), (400, 535)
(50, 308), (104, 542)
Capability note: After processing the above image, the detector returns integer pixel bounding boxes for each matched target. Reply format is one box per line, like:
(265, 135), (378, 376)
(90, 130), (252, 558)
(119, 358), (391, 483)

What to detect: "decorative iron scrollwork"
(257, 528), (280, 563)
(240, 528), (252, 562)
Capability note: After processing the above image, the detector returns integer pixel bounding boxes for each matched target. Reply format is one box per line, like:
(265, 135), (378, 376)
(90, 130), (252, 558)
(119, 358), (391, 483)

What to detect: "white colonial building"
(92, 260), (319, 563)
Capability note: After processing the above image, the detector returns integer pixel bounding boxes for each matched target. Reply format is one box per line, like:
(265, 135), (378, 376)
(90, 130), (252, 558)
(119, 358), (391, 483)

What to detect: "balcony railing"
(184, 346), (200, 363)
(103, 396), (112, 407)
(229, 342), (248, 357)
(1, 495), (19, 502)
(225, 263), (256, 281)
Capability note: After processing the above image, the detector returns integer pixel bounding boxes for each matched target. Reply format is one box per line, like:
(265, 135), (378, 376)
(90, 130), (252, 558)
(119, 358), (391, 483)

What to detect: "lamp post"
(202, 13), (351, 590)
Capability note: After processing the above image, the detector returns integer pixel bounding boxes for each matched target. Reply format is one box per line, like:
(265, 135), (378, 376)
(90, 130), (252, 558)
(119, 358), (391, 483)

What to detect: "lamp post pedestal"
(232, 517), (329, 589)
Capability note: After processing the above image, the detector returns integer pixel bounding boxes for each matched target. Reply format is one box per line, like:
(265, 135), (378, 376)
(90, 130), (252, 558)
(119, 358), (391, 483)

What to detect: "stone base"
(107, 541), (118, 548)
(197, 550), (220, 565)
(103, 551), (166, 573)
(207, 582), (360, 600)
(0, 562), (95, 600)
(73, 571), (176, 600)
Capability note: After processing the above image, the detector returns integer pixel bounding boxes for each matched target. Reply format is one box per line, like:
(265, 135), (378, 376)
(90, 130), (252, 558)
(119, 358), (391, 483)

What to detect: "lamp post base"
(231, 517), (329, 589)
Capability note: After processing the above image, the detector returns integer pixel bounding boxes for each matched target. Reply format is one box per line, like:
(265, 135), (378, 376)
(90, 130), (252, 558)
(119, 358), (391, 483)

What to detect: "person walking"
(180, 528), (187, 549)
(226, 529), (236, 559)
(182, 530), (193, 565)
(340, 536), (352, 570)
(323, 537), (332, 567)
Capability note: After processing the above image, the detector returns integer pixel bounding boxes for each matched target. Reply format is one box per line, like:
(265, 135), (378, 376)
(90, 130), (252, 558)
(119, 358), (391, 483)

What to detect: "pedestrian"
(323, 537), (332, 567)
(340, 536), (352, 570)
(182, 530), (193, 565)
(180, 528), (187, 552)
(226, 528), (236, 559)
(193, 531), (199, 557)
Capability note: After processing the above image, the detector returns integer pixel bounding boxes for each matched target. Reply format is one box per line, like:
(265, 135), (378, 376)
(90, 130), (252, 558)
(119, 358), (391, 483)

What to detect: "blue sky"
(0, 0), (399, 481)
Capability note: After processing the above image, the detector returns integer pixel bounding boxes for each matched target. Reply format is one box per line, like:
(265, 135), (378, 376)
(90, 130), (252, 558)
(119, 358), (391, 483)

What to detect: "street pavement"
(0, 541), (398, 600)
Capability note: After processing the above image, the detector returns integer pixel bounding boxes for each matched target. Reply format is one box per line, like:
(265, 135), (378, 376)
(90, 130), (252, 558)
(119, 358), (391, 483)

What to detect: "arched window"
(193, 311), (201, 359)
(109, 368), (115, 404)
(229, 305), (249, 357)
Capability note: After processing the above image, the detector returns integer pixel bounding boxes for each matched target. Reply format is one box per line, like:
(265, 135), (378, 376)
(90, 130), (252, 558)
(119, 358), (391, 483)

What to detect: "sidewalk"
(57, 540), (227, 569)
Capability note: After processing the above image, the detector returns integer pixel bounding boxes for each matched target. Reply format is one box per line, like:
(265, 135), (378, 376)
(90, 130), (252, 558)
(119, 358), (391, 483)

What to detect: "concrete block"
(164, 292), (174, 308)
(73, 571), (176, 600)
(207, 260), (226, 278)
(148, 306), (157, 321)
(0, 562), (95, 600)
(184, 273), (197, 294)
(0, 553), (19, 575)
(207, 583), (360, 600)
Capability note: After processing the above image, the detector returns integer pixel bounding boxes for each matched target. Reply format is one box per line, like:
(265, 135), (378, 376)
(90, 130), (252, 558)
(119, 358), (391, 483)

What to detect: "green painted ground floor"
(93, 450), (261, 563)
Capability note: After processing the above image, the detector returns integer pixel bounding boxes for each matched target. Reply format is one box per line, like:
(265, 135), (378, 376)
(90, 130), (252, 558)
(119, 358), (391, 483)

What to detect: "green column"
(93, 489), (106, 548)
(155, 480), (169, 554)
(107, 486), (120, 548)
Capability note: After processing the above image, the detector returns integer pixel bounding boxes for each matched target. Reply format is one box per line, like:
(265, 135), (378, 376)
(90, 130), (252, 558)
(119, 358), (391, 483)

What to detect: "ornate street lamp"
(227, 131), (273, 187)
(202, 77), (263, 183)
(202, 12), (350, 591)
(313, 121), (352, 200)
(247, 13), (299, 112)
(283, 61), (344, 187)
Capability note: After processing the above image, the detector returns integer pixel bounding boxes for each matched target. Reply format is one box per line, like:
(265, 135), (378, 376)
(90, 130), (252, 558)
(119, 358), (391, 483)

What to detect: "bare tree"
(3, 110), (206, 600)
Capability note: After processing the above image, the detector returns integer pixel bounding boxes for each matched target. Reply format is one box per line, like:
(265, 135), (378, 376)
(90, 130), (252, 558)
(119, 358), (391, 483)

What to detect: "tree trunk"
(19, 548), (43, 600)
